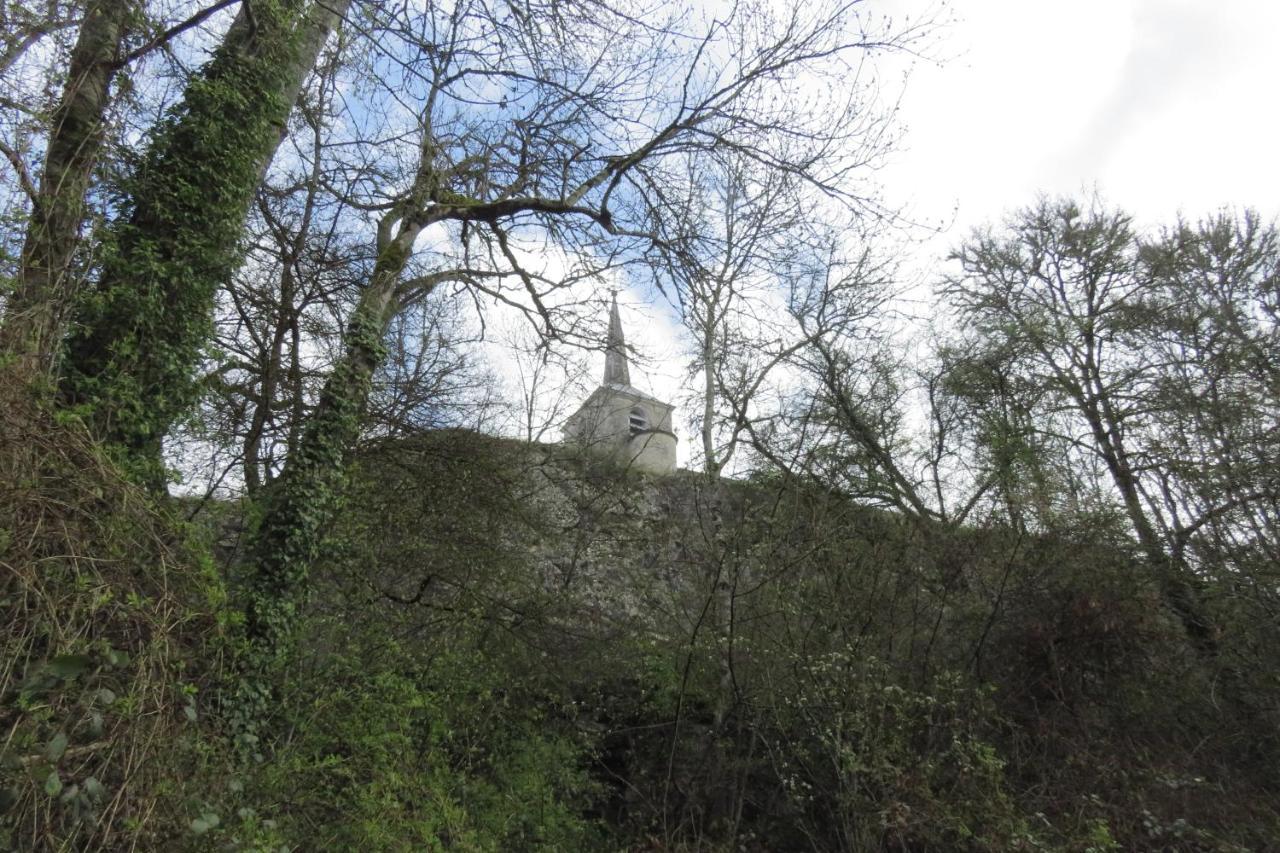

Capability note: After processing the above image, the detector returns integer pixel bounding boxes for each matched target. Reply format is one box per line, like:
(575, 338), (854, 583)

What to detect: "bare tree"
(195, 22), (363, 494)
(242, 0), (936, 656)
(498, 315), (593, 443)
(648, 151), (806, 475)
(0, 1), (83, 78)
(368, 291), (496, 438)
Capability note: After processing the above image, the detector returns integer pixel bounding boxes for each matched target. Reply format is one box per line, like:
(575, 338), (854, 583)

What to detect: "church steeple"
(604, 293), (631, 386)
(563, 291), (677, 474)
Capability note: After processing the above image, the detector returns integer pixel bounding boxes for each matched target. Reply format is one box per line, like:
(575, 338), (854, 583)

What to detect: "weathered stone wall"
(322, 429), (718, 650)
(329, 428), (943, 665)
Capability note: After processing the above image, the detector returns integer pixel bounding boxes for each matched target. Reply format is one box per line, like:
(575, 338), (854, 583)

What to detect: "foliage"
(224, 435), (610, 849)
(239, 257), (394, 664)
(0, 388), (230, 850)
(763, 654), (1025, 850)
(242, 635), (601, 851)
(0, 410), (606, 851)
(3, 390), (1280, 850)
(61, 0), (321, 479)
(493, 447), (1280, 850)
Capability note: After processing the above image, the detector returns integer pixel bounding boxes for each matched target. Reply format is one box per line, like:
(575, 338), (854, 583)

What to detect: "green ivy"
(231, 632), (602, 850)
(61, 0), (311, 483)
(240, 292), (388, 659)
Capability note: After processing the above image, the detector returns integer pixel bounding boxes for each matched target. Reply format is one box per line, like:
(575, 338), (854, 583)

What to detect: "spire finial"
(604, 291), (630, 386)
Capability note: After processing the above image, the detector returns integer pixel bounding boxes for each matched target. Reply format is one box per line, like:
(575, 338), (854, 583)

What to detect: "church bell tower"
(563, 295), (678, 474)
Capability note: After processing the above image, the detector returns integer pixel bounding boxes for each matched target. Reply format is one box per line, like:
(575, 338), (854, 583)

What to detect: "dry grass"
(0, 386), (224, 851)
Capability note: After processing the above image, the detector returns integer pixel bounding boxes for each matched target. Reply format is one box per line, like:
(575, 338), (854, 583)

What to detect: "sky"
(596, 0), (1280, 469)
(879, 0), (1280, 234)
(134, 0), (1280, 474)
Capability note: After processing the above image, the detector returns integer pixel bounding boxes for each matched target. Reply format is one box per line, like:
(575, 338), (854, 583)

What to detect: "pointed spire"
(604, 292), (631, 386)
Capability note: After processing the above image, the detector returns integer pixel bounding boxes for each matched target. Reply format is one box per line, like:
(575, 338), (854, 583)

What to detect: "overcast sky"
(880, 0), (1280, 233)
(546, 0), (1280, 464)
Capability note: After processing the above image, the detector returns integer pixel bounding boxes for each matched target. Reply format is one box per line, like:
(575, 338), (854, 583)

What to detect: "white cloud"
(880, 0), (1280, 235)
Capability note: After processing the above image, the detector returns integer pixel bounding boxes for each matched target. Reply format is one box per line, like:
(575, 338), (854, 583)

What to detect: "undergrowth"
(0, 388), (228, 849)
(3, 408), (1279, 851)
(0, 398), (605, 851)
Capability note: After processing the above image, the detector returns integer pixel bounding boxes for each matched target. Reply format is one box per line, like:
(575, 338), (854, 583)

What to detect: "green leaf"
(83, 776), (105, 802)
(46, 732), (68, 762)
(44, 770), (62, 798)
(191, 812), (220, 835)
(48, 655), (92, 680)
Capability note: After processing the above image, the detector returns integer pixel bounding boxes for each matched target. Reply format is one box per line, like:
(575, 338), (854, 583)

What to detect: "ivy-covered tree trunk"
(60, 0), (349, 478)
(0, 0), (136, 385)
(240, 131), (450, 660)
(242, 259), (406, 659)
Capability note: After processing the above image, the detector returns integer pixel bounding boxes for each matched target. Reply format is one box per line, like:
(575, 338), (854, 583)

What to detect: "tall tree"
(60, 0), (349, 477)
(1137, 212), (1280, 564)
(942, 197), (1227, 652)
(936, 341), (1073, 534)
(0, 0), (137, 383)
(652, 152), (815, 477)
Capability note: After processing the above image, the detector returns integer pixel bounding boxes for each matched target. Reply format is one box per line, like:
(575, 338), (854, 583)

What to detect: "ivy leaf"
(191, 812), (220, 835)
(46, 732), (68, 762)
(19, 655), (92, 702)
(44, 770), (62, 798)
(48, 655), (92, 680)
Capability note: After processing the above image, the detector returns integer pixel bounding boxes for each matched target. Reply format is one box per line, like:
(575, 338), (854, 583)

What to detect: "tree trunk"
(241, 259), (300, 493)
(61, 0), (350, 474)
(0, 0), (134, 385)
(702, 321), (720, 476)
(242, 242), (408, 658)
(1079, 398), (1220, 654)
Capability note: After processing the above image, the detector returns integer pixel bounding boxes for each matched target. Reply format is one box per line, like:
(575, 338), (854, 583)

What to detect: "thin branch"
(114, 0), (243, 68)
(0, 140), (39, 207)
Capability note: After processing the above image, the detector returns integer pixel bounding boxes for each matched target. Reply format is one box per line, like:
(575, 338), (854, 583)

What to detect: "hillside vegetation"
(4, 425), (1278, 849)
(1, 1), (1278, 849)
